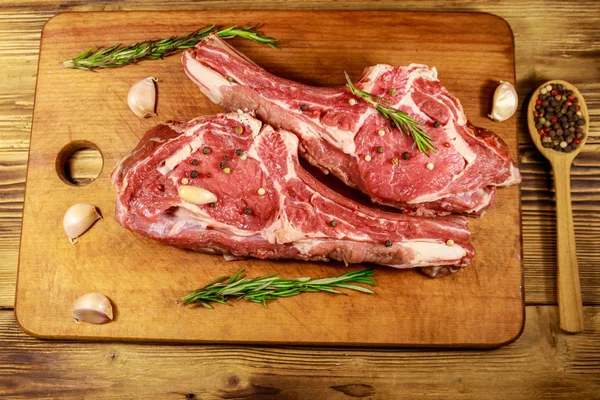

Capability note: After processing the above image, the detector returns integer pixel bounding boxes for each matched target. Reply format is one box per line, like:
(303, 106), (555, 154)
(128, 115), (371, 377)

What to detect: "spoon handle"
(552, 157), (584, 333)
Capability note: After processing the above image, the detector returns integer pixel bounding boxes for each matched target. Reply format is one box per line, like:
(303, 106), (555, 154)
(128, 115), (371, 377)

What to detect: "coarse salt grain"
(348, 99), (356, 106)
(426, 162), (434, 170)
(181, 178), (189, 185)
(378, 129), (385, 136)
(257, 188), (266, 196)
(364, 155), (371, 161)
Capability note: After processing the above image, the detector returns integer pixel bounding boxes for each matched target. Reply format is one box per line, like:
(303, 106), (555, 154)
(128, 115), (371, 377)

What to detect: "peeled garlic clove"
(128, 77), (157, 118)
(63, 203), (102, 244)
(72, 292), (113, 324)
(178, 185), (218, 205)
(488, 81), (518, 122)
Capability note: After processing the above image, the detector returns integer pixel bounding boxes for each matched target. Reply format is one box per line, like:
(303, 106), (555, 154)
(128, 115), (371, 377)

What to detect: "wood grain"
(527, 80), (590, 332)
(0, 0), (598, 397)
(15, 10), (522, 346)
(1, 0), (599, 309)
(1, 306), (599, 399)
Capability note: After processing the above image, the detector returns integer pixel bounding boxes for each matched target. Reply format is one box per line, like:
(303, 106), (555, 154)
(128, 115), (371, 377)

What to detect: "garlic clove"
(178, 185), (218, 205)
(128, 77), (157, 118)
(72, 292), (113, 324)
(63, 203), (102, 244)
(488, 81), (518, 122)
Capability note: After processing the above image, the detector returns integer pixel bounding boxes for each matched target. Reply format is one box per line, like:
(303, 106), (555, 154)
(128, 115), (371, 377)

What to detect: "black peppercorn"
(191, 159), (199, 166)
(577, 118), (585, 126)
(385, 240), (392, 247)
(235, 148), (243, 156)
(402, 152), (411, 160)
(190, 170), (199, 179)
(223, 156), (229, 161)
(300, 104), (308, 111)
(244, 207), (252, 215)
(209, 202), (215, 208)
(219, 161), (226, 169)
(433, 120), (441, 128)
(329, 220), (337, 227)
(376, 146), (384, 153)
(202, 147), (211, 155)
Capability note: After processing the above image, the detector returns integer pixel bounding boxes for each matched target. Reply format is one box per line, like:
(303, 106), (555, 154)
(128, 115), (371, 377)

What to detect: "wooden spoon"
(527, 80), (589, 333)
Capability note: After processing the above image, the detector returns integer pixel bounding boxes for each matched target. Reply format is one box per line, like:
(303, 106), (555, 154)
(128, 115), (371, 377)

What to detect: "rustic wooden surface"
(15, 10), (522, 347)
(0, 0), (599, 397)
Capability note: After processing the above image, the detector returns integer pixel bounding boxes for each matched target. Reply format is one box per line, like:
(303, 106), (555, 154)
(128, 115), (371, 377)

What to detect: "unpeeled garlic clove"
(63, 203), (102, 244)
(178, 185), (218, 205)
(488, 81), (518, 122)
(128, 77), (157, 118)
(72, 292), (113, 324)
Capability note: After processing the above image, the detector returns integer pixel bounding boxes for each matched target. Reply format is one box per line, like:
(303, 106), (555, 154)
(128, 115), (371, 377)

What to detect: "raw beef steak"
(183, 34), (521, 216)
(112, 112), (474, 275)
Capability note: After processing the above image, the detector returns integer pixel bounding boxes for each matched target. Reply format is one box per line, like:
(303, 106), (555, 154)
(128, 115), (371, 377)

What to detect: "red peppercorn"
(551, 89), (559, 96)
(551, 116), (558, 123)
(536, 99), (543, 105)
(576, 105), (581, 111)
(538, 129), (545, 135)
(566, 101), (572, 106)
(541, 133), (547, 138)
(568, 95), (575, 101)
(443, 142), (451, 148)
(574, 138), (580, 145)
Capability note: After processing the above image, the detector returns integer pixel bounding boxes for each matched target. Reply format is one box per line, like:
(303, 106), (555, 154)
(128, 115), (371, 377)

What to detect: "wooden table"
(0, 1), (598, 398)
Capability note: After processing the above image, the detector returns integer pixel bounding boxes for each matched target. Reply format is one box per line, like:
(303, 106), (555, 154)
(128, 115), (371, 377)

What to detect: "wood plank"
(15, 10), (522, 346)
(0, 1), (599, 309)
(0, 306), (599, 399)
(0, 0), (598, 398)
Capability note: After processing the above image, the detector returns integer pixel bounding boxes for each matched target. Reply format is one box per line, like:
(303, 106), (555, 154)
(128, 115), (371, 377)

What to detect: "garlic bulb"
(128, 77), (157, 118)
(488, 81), (518, 122)
(63, 203), (102, 244)
(178, 185), (218, 205)
(72, 292), (113, 324)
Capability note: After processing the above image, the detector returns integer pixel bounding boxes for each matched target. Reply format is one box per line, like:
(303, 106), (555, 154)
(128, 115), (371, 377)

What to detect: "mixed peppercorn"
(533, 83), (585, 152)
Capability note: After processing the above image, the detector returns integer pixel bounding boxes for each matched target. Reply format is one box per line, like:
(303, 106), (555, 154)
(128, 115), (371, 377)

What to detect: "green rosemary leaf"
(344, 70), (437, 155)
(61, 24), (278, 70)
(329, 283), (375, 294)
(181, 269), (376, 308)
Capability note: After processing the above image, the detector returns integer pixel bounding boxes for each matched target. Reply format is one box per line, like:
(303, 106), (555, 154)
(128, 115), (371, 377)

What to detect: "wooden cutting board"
(16, 11), (523, 347)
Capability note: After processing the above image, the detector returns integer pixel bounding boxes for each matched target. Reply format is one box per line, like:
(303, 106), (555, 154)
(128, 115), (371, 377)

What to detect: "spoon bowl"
(527, 80), (589, 333)
(528, 80), (589, 160)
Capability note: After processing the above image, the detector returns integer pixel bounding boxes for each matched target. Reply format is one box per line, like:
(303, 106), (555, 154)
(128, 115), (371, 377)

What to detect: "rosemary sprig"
(344, 71), (437, 155)
(61, 25), (278, 71)
(180, 269), (376, 308)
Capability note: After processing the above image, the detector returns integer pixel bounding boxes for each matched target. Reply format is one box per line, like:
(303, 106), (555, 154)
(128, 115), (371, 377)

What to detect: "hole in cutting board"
(56, 141), (104, 186)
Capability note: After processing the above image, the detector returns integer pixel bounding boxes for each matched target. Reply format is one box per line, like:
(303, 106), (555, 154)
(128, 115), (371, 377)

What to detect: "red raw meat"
(112, 112), (474, 276)
(182, 34), (521, 216)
